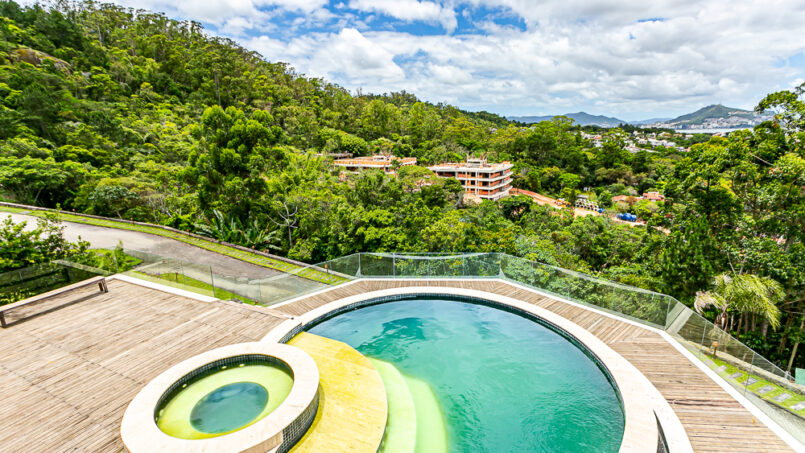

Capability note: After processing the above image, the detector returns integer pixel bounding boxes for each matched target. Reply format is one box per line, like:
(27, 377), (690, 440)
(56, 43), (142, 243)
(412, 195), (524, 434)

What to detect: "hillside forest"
(0, 1), (803, 371)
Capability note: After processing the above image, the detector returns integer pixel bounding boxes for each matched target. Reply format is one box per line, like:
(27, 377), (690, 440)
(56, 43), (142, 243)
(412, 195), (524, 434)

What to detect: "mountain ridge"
(508, 104), (770, 128)
(507, 112), (627, 127)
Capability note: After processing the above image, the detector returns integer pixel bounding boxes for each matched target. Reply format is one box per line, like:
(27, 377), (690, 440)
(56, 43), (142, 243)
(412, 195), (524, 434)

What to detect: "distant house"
(612, 192), (665, 203)
(333, 155), (417, 173)
(642, 192), (665, 201)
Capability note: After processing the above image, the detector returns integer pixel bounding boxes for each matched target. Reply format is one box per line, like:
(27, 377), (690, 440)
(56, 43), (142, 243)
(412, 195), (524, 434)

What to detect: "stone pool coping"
(120, 342), (319, 453)
(264, 284), (692, 453)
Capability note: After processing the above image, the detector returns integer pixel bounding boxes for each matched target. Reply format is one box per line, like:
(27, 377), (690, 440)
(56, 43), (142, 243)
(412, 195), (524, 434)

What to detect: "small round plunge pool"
(154, 355), (294, 440)
(306, 295), (626, 452)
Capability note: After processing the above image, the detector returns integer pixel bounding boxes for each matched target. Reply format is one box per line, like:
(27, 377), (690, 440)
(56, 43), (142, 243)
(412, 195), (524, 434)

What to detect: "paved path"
(2, 212), (281, 279)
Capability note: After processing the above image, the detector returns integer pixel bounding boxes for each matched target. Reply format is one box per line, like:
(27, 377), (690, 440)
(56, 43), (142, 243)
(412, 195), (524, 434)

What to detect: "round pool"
(307, 295), (625, 452)
(155, 357), (294, 440)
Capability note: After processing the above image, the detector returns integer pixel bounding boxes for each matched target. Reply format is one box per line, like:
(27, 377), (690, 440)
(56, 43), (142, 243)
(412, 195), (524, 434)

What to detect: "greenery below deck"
(130, 271), (258, 305)
(705, 355), (805, 416)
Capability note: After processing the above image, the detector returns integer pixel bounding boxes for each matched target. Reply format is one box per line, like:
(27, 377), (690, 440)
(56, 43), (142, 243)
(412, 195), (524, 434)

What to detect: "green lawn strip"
(0, 207), (345, 285)
(0, 206), (32, 214)
(130, 271), (257, 305)
(705, 355), (805, 414)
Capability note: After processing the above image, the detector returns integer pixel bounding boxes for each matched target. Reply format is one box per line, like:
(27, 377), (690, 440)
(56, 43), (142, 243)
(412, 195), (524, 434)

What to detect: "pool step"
(287, 332), (387, 453)
(370, 359), (448, 453)
(370, 359), (417, 453)
(405, 374), (448, 453)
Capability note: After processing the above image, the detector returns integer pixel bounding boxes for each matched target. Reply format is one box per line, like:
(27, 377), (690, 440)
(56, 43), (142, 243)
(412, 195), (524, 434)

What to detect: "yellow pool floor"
(287, 332), (388, 453)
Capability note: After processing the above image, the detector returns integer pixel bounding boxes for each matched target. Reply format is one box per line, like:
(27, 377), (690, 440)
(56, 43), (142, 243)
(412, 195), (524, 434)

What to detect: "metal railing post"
(209, 266), (216, 298)
(745, 353), (755, 395)
(356, 253), (362, 277)
(700, 324), (708, 357)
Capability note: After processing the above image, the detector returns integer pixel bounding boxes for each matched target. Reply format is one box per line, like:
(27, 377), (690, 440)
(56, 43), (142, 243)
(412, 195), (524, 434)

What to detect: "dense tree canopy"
(0, 1), (802, 369)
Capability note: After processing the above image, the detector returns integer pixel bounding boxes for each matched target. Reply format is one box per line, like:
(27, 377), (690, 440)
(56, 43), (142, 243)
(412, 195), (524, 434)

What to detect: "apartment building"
(429, 157), (513, 200)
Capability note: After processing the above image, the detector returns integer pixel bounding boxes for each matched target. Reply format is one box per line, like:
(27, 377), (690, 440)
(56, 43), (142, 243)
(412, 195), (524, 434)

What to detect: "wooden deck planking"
(277, 279), (794, 452)
(0, 279), (286, 453)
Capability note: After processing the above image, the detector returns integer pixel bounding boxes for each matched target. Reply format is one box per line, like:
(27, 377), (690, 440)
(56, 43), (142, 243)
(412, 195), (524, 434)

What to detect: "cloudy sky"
(111, 0), (804, 120)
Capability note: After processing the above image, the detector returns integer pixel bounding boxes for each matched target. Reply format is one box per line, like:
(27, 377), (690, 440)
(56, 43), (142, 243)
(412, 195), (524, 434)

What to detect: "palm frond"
(694, 290), (726, 313)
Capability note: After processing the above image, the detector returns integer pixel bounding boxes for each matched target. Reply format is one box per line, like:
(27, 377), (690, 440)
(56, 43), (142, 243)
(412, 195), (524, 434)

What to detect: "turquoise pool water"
(308, 296), (625, 452)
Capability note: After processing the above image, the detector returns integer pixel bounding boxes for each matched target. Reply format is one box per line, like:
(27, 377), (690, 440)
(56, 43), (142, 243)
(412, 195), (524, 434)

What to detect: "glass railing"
(0, 260), (111, 305)
(118, 250), (805, 439)
(121, 249), (353, 306)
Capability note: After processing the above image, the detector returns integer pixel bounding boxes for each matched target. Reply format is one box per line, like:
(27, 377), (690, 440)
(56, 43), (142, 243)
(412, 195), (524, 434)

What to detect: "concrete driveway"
(2, 212), (282, 279)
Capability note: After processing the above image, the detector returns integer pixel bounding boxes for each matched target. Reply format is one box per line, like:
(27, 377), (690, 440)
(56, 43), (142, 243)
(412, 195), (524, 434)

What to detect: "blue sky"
(113, 0), (805, 120)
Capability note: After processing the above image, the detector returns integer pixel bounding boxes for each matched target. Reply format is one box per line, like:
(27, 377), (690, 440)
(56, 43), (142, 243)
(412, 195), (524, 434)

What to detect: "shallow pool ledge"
(120, 342), (319, 453)
(263, 284), (692, 453)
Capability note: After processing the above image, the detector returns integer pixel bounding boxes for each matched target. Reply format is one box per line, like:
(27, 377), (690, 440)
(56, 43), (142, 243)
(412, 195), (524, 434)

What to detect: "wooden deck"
(0, 279), (286, 453)
(277, 279), (794, 453)
(0, 277), (794, 452)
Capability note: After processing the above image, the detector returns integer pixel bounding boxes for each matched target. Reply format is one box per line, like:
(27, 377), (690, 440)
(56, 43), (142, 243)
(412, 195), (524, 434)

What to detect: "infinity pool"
(308, 296), (625, 452)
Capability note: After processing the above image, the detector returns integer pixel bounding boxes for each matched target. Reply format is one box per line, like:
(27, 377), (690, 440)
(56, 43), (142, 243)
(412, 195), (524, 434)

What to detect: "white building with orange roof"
(333, 154), (417, 174)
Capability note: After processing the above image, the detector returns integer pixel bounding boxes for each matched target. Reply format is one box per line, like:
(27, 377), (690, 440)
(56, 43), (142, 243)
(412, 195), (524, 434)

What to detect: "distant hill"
(670, 105), (751, 125)
(508, 112), (627, 127)
(631, 117), (672, 125)
(655, 104), (772, 129)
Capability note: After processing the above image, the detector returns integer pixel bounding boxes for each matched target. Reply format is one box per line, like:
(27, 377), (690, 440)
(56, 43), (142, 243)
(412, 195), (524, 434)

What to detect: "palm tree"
(694, 273), (784, 331)
(195, 210), (281, 251)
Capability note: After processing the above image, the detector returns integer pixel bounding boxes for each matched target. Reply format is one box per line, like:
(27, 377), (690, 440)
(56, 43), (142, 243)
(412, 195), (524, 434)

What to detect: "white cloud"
(106, 0), (805, 118)
(220, 17), (256, 36)
(113, 0), (328, 26)
(349, 0), (457, 32)
(248, 28), (406, 87)
(256, 0), (328, 13)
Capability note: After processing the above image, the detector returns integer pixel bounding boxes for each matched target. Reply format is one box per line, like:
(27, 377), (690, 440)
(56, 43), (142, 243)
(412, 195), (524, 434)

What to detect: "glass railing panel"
(322, 253), (360, 278)
(535, 264), (571, 297)
(395, 256), (429, 277)
(127, 258), (217, 299)
(500, 254), (534, 283)
(0, 261), (109, 305)
(253, 263), (332, 306)
(358, 253), (394, 276)
(463, 253), (500, 277)
(615, 286), (668, 326)
(530, 263), (560, 294)
(670, 307), (711, 357)
(122, 249), (343, 306)
(718, 328), (754, 367)
(427, 255), (465, 277)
